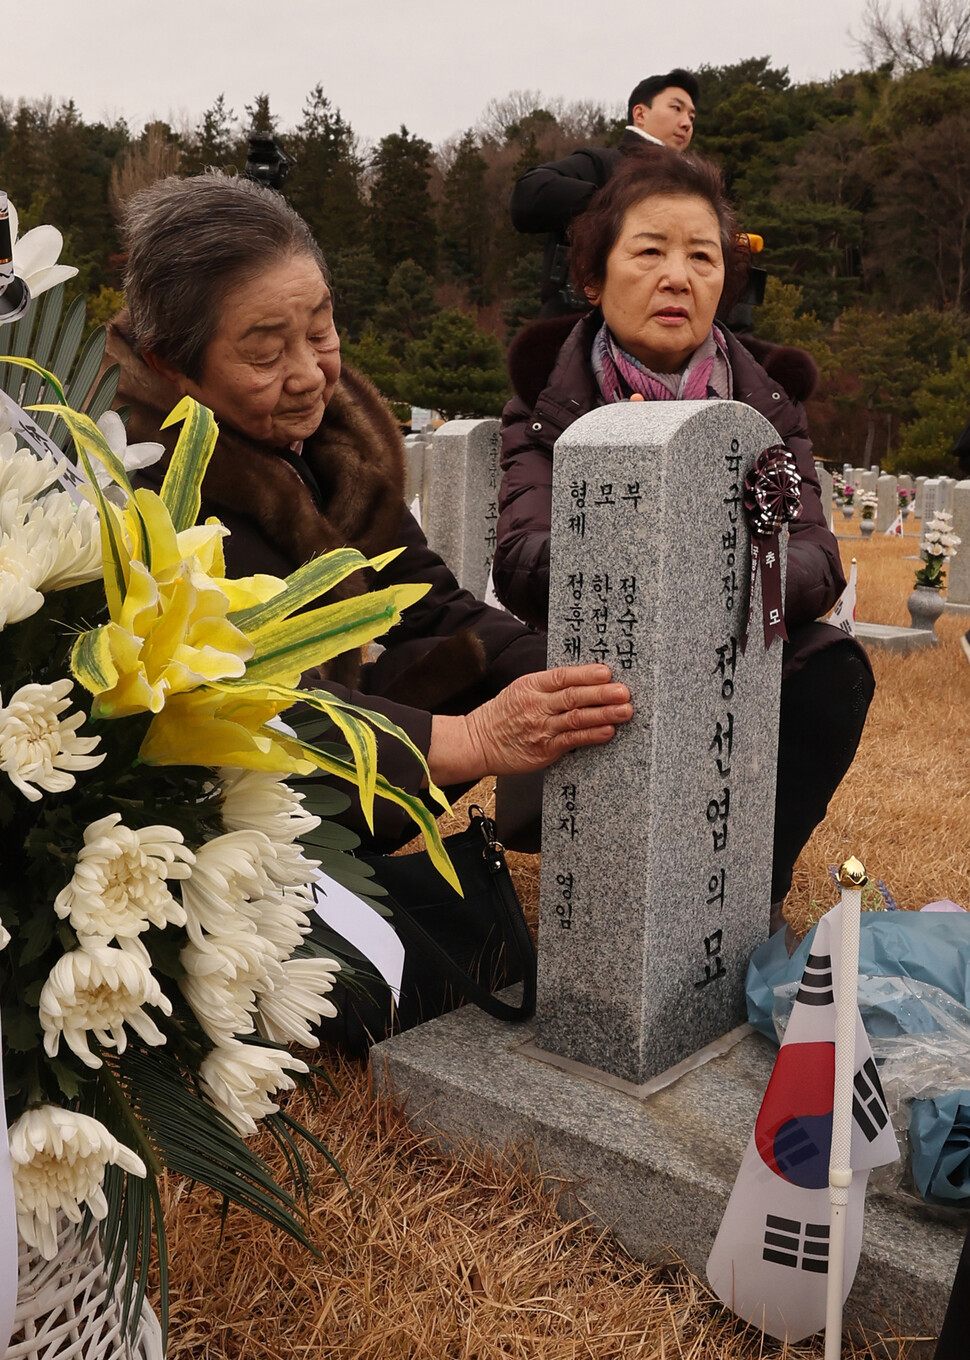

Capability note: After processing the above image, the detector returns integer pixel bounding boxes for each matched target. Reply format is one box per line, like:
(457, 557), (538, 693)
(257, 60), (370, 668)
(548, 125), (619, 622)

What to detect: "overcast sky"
(7, 0), (874, 148)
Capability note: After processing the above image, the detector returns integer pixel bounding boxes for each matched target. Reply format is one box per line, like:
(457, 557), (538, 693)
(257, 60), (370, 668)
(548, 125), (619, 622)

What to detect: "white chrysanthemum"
(28, 489), (102, 591)
(9, 1106), (145, 1260)
(219, 768), (320, 843)
(0, 444), (102, 624)
(246, 888), (313, 963)
(53, 812), (193, 940)
(926, 542), (945, 557)
(8, 201), (78, 298)
(180, 925), (283, 1047)
(39, 937), (172, 1069)
(0, 435), (59, 502)
(0, 512), (49, 627)
(256, 956), (341, 1047)
(179, 829), (277, 946)
(198, 1042), (308, 1137)
(0, 679), (104, 802)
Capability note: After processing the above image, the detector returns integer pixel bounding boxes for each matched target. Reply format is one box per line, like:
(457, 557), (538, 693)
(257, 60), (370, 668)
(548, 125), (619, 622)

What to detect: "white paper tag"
(309, 870), (404, 1002)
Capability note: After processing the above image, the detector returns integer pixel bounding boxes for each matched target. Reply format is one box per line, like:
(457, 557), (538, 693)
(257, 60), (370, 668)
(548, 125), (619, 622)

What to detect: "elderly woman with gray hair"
(104, 172), (632, 844)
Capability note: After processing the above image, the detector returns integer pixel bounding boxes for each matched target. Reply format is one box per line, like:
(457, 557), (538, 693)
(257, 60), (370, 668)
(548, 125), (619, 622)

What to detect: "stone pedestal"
(372, 1003), (962, 1354)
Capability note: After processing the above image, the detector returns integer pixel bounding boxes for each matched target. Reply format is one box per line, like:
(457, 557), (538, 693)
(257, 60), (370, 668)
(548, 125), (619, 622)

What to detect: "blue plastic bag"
(746, 911), (970, 1206)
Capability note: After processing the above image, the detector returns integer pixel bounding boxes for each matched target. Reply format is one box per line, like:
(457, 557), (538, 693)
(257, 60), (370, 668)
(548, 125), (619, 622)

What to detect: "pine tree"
(369, 127), (437, 279)
(329, 246), (383, 341)
(188, 94), (236, 172)
(440, 132), (491, 304)
(373, 261), (439, 357)
(286, 86), (364, 259)
(245, 94), (277, 134)
(401, 310), (509, 419)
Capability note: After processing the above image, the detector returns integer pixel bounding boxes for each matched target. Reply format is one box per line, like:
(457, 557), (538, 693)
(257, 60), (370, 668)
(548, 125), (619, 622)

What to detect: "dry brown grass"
(161, 529), (967, 1359)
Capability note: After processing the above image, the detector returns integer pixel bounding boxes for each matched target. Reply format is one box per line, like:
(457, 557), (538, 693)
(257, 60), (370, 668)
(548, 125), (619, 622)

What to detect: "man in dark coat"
(510, 70), (699, 315)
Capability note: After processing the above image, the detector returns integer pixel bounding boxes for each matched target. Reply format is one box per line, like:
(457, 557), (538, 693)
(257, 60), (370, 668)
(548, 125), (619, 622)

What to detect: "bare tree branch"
(855, 0), (970, 70)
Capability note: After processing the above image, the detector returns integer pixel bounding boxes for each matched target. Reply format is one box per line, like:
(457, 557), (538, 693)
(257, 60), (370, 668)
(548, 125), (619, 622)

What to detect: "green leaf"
(3, 1009), (42, 1051)
(242, 581), (429, 681)
(158, 397), (219, 532)
(228, 546), (401, 631)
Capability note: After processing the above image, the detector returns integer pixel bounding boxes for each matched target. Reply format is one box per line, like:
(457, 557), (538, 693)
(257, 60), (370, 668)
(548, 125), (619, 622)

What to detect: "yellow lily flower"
(138, 688), (312, 773)
(23, 383), (453, 874)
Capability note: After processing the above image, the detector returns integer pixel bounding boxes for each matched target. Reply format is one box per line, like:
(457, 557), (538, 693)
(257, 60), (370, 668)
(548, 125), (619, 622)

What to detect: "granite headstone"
(914, 475), (927, 518)
(938, 479), (951, 516)
(535, 401), (785, 1085)
(921, 479), (942, 544)
(816, 462), (834, 531)
(876, 473), (898, 532)
(423, 418), (501, 600)
(948, 480), (970, 606)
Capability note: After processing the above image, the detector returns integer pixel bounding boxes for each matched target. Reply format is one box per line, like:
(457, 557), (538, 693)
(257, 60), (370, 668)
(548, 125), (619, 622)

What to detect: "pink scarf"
(591, 322), (732, 404)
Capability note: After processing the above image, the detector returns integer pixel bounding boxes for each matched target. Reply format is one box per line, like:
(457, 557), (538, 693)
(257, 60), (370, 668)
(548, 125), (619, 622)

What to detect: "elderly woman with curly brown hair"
(494, 148), (874, 935)
(103, 172), (633, 846)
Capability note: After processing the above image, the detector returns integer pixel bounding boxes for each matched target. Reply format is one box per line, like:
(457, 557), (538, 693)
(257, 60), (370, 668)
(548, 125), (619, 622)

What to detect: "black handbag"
(314, 806), (537, 1057)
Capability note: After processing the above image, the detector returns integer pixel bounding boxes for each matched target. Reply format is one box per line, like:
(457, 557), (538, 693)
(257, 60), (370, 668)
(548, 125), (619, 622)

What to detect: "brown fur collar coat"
(105, 312), (405, 570)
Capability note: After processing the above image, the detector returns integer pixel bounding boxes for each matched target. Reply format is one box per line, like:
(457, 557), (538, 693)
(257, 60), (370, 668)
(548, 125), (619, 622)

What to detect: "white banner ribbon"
(309, 870), (404, 1002)
(0, 389), (85, 505)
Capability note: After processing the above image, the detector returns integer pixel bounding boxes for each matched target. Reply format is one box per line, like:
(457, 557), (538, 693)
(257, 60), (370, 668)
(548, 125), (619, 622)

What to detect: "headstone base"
(372, 999), (962, 1357)
(856, 622), (937, 653)
(943, 599), (970, 615)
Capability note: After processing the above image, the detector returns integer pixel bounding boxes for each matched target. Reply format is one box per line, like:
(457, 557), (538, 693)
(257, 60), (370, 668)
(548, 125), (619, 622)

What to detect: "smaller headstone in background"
(423, 418), (501, 601)
(920, 479), (941, 545)
(872, 462), (880, 475)
(843, 462), (853, 480)
(877, 473), (898, 532)
(854, 467), (867, 491)
(816, 462), (834, 531)
(899, 474), (914, 493)
(861, 468), (879, 494)
(403, 434), (426, 524)
(940, 476), (957, 515)
(914, 476), (927, 518)
(410, 406), (433, 433)
(948, 480), (970, 606)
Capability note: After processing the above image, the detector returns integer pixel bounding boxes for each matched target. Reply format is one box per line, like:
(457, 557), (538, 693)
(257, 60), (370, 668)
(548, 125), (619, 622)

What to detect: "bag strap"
(388, 806), (537, 1023)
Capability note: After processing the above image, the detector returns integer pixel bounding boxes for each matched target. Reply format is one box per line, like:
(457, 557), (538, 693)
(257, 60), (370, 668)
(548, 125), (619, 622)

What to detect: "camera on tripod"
(243, 133), (294, 193)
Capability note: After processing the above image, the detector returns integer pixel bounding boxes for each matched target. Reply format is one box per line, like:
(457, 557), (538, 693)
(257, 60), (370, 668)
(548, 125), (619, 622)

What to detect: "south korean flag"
(707, 903), (898, 1342)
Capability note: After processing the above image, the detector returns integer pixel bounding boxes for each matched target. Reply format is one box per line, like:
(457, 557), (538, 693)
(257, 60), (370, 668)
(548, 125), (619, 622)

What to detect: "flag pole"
(824, 856), (868, 1360)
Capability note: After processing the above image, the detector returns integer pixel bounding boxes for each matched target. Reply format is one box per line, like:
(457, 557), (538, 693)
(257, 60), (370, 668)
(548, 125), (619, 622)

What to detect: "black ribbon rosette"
(741, 444), (802, 652)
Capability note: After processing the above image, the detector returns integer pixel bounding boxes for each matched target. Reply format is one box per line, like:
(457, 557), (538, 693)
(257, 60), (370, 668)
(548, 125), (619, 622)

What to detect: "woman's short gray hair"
(123, 171), (328, 382)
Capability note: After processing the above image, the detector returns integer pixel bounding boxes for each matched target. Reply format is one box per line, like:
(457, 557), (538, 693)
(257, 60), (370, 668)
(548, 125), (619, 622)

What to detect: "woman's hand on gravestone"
(428, 666), (633, 785)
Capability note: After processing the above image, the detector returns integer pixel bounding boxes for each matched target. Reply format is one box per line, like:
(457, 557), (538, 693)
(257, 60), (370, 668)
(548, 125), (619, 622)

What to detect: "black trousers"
(934, 1221), (970, 1359)
(770, 632), (874, 903)
(496, 631), (874, 910)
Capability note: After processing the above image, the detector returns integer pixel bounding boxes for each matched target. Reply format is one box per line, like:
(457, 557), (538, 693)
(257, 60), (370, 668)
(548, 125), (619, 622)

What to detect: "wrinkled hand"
(428, 666), (633, 786)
